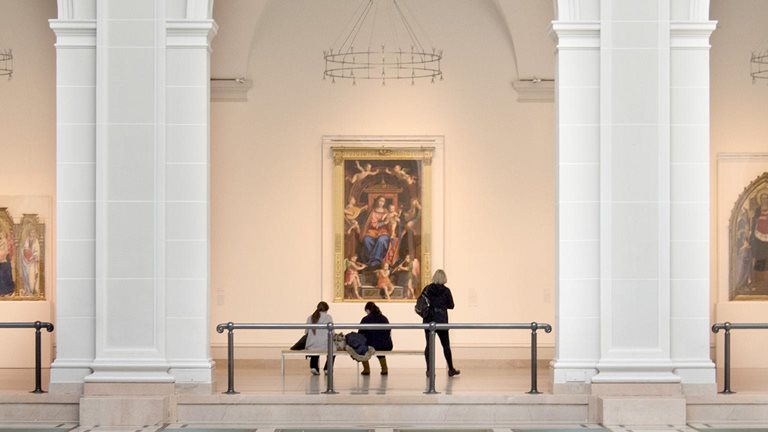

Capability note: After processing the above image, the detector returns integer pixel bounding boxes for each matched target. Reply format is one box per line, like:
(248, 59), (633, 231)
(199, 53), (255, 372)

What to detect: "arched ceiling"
(211, 0), (555, 83)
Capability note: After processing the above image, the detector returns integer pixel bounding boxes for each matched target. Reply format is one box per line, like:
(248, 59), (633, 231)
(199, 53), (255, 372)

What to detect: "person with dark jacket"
(422, 269), (460, 377)
(358, 301), (393, 375)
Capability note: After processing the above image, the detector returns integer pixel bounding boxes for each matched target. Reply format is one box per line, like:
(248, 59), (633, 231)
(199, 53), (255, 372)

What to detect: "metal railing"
(0, 321), (55, 393)
(215, 321), (552, 395)
(712, 322), (768, 394)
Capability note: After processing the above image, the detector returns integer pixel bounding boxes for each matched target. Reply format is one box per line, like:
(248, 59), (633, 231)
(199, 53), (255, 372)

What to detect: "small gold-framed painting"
(332, 147), (433, 302)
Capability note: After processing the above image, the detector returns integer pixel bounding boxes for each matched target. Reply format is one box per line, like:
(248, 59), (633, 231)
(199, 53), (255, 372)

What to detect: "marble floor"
(1, 423), (768, 432)
(3, 367), (768, 431)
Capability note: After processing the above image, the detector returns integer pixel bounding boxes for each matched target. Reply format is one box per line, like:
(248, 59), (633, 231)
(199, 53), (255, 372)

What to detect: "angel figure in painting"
(394, 254), (419, 299)
(734, 209), (754, 291)
(344, 254), (367, 300)
(20, 226), (40, 297)
(347, 161), (380, 184)
(375, 262), (395, 300)
(385, 165), (416, 185)
(344, 197), (368, 235)
(0, 230), (14, 297)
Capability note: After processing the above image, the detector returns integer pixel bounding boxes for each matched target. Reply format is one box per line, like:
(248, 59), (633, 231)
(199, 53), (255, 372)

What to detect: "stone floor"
(1, 423), (768, 432)
(3, 366), (768, 430)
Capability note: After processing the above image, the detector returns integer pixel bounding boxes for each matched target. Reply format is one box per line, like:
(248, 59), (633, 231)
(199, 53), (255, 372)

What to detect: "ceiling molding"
(211, 79), (253, 102)
(512, 80), (554, 103)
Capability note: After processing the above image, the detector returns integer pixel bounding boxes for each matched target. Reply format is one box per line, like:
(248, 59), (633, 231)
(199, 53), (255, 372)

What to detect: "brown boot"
(361, 361), (370, 375)
(378, 357), (388, 375)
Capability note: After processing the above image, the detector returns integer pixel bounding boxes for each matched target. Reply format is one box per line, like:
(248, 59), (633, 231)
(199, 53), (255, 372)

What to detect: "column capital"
(550, 21), (600, 48)
(166, 20), (219, 49)
(49, 19), (96, 48)
(670, 21), (717, 49)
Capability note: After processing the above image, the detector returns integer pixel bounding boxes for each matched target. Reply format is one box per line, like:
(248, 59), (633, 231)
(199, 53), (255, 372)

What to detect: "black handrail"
(711, 321), (768, 394)
(0, 321), (55, 393)
(216, 321), (552, 395)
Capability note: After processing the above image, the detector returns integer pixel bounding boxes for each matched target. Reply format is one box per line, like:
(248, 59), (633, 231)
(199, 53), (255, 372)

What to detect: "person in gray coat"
(305, 301), (333, 375)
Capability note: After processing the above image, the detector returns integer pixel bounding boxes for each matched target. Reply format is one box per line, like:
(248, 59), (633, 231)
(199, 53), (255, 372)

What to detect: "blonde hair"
(431, 269), (447, 285)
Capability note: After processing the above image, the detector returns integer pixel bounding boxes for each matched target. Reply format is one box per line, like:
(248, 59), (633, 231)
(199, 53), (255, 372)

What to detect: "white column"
(49, 18), (97, 392)
(165, 20), (217, 384)
(551, 18), (602, 392)
(669, 15), (716, 389)
(86, 0), (172, 382)
(590, 0), (675, 383)
(552, 0), (716, 393)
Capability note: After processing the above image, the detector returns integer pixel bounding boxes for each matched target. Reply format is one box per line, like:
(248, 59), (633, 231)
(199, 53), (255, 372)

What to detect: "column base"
(592, 382), (685, 426)
(80, 382), (175, 426)
(49, 359), (93, 394)
(550, 360), (598, 394)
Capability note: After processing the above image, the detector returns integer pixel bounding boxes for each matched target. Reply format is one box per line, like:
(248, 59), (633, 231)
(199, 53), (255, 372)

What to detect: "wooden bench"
(280, 349), (423, 375)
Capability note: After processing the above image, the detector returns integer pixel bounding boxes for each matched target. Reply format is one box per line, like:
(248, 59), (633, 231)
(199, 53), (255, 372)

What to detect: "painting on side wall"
(332, 147), (433, 302)
(729, 172), (768, 300)
(0, 202), (47, 301)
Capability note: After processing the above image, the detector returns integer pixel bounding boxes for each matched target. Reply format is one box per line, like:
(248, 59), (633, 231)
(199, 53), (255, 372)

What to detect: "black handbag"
(290, 334), (307, 350)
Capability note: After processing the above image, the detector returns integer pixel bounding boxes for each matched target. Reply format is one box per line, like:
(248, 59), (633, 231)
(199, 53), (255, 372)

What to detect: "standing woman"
(422, 269), (460, 377)
(305, 301), (333, 375)
(358, 301), (393, 375)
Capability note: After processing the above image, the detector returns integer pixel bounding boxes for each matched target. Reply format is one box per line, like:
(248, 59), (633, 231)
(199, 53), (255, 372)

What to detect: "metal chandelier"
(323, 0), (443, 85)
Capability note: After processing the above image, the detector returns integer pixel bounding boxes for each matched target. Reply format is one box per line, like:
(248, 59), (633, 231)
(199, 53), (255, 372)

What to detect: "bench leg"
(281, 354), (285, 376)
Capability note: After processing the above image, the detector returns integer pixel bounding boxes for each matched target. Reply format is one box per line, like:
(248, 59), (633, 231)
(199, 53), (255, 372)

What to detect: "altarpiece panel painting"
(730, 172), (768, 300)
(0, 208), (46, 301)
(333, 147), (433, 302)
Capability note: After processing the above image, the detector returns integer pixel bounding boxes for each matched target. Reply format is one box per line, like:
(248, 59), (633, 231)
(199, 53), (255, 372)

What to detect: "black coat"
(422, 283), (454, 324)
(359, 313), (393, 351)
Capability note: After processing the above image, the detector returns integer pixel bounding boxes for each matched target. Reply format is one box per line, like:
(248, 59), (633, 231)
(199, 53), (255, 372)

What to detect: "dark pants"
(308, 355), (335, 370)
(424, 329), (454, 370)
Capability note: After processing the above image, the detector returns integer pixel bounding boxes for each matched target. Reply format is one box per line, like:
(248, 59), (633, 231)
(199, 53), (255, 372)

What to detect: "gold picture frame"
(332, 147), (433, 302)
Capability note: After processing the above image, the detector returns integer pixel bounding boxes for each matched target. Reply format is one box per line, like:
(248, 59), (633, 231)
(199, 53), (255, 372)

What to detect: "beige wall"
(710, 0), (768, 367)
(209, 0), (557, 359)
(0, 0), (56, 367)
(4, 0), (766, 368)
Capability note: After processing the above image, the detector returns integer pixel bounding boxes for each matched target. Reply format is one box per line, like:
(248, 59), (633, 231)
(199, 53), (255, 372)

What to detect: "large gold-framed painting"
(729, 172), (768, 300)
(332, 147), (433, 302)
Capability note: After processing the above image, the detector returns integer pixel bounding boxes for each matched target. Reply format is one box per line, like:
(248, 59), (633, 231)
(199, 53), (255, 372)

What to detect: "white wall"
(0, 0), (56, 368)
(209, 0), (557, 360)
(710, 0), (768, 368)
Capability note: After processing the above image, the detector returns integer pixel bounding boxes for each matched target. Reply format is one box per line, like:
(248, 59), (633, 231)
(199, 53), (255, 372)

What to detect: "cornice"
(670, 21), (717, 49)
(48, 19), (96, 48)
(550, 21), (600, 48)
(166, 19), (219, 48)
(512, 80), (555, 103)
(211, 79), (253, 102)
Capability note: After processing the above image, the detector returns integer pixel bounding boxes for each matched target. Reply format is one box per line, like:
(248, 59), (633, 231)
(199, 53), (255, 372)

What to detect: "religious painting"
(0, 208), (46, 301)
(332, 147), (433, 302)
(729, 172), (768, 300)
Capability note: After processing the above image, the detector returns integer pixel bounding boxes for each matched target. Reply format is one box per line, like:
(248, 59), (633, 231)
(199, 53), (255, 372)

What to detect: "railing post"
(324, 322), (337, 394)
(424, 322), (438, 394)
(224, 322), (239, 394)
(527, 321), (541, 394)
(721, 322), (734, 394)
(31, 321), (45, 394)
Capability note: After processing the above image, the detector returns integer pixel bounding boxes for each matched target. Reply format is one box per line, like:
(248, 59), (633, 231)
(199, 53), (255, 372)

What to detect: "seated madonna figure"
(361, 196), (391, 267)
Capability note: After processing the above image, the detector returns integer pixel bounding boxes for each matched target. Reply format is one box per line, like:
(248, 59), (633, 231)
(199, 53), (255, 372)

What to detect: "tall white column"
(49, 15), (98, 392)
(668, 9), (716, 390)
(50, 0), (216, 390)
(165, 20), (216, 384)
(551, 17), (602, 393)
(86, 0), (172, 382)
(552, 0), (716, 394)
